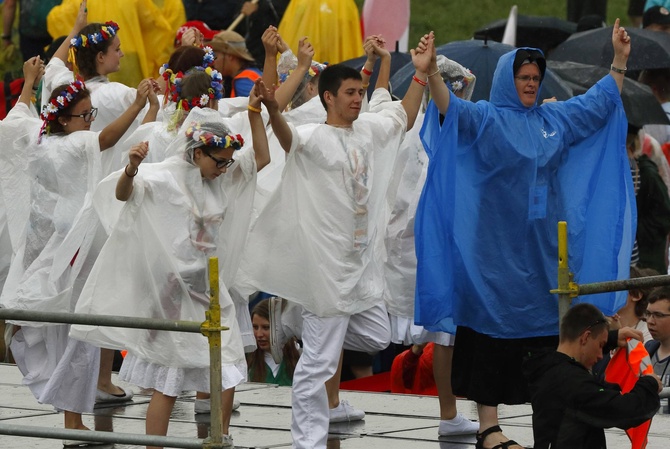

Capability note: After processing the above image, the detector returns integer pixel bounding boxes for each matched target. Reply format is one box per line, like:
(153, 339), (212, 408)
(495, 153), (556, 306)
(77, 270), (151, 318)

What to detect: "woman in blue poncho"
(415, 22), (632, 449)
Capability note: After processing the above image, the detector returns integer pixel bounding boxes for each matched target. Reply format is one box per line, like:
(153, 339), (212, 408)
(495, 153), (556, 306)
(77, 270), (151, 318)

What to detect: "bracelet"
(412, 75), (428, 87)
(610, 64), (627, 74)
(427, 69), (441, 78)
(1, 35), (10, 41)
(361, 83), (369, 89)
(361, 67), (373, 76)
(247, 105), (262, 113)
(125, 164), (138, 177)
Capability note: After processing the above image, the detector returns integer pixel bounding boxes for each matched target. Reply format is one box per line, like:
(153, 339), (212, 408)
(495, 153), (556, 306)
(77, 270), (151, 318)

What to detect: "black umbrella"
(548, 26), (670, 71)
(340, 50), (412, 96)
(547, 60), (670, 128)
(473, 15), (577, 54)
(389, 39), (572, 102)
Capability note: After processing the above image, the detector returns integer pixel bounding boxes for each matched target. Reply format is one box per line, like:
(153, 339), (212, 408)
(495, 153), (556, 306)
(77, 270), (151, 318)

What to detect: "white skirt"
(119, 353), (247, 397)
(11, 325), (100, 413)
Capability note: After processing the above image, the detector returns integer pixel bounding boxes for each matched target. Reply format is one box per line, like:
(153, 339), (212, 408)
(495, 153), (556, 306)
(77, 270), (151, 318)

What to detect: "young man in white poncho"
(239, 33), (435, 449)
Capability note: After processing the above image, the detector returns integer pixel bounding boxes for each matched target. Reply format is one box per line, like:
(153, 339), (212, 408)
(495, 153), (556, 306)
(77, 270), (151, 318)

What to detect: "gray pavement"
(0, 362), (669, 448)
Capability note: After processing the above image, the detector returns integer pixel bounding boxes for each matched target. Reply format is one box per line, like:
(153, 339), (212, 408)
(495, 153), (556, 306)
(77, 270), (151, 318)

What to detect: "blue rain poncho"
(415, 49), (635, 338)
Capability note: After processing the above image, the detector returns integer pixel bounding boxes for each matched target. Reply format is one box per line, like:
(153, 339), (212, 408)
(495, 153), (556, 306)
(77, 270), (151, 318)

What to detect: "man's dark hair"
(648, 285), (670, 306)
(631, 266), (659, 318)
(318, 64), (362, 111)
(560, 303), (608, 343)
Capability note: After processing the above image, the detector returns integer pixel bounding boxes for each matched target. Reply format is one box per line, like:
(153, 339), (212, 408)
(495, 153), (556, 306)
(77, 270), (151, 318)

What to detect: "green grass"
(354, 0), (630, 49)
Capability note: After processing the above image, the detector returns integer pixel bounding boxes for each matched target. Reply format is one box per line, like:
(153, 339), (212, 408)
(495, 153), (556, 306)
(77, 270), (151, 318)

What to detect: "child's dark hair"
(318, 64), (362, 111)
(72, 23), (119, 79)
(45, 83), (91, 134)
(167, 46), (207, 74)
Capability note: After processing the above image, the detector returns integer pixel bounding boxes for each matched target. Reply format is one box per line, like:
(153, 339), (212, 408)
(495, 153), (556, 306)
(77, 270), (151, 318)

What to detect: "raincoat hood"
(490, 47), (546, 110)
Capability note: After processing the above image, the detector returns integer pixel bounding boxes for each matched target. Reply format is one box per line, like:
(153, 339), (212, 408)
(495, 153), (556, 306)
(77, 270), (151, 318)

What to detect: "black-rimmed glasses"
(206, 153), (235, 169)
(66, 107), (98, 123)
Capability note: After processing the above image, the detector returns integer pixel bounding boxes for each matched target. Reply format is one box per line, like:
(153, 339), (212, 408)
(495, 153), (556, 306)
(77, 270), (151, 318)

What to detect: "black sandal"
(475, 425), (502, 449)
(475, 425), (524, 449)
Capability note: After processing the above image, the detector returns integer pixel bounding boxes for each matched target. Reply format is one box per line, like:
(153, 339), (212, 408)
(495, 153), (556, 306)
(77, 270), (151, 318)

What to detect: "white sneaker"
(438, 413), (479, 436)
(329, 400), (365, 423)
(194, 398), (241, 414)
(268, 297), (287, 364)
(222, 433), (234, 448)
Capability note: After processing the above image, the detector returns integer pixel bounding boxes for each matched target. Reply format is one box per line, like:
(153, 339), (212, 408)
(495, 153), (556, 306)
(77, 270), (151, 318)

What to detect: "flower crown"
(70, 21), (120, 49)
(185, 123), (244, 150)
(167, 66), (224, 111)
(39, 80), (87, 140)
(278, 61), (327, 84)
(159, 46), (216, 103)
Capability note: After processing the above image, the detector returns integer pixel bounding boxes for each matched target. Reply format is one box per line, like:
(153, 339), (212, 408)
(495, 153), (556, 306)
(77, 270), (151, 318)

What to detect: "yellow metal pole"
(203, 257), (223, 449)
(551, 221), (579, 325)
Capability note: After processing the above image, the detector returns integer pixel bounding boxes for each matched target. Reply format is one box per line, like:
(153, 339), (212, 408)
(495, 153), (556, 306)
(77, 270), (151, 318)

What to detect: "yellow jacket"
(278, 0), (362, 64)
(47, 0), (185, 86)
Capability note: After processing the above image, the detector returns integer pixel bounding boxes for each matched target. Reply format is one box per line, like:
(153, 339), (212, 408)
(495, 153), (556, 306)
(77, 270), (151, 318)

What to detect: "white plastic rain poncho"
(0, 101), (105, 413)
(71, 108), (254, 390)
(42, 57), (146, 175)
(0, 102), (103, 317)
(237, 89), (407, 317)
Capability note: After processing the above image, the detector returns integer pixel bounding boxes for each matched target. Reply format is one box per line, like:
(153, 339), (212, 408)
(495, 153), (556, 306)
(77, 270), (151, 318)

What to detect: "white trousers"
(291, 302), (391, 449)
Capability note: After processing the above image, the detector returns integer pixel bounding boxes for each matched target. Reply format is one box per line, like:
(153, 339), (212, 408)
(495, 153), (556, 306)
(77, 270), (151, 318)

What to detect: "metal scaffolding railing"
(0, 256), (230, 449)
(552, 221), (670, 322)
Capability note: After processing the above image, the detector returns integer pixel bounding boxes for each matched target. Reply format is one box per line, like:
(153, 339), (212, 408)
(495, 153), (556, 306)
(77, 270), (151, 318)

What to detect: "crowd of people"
(1, 2), (670, 449)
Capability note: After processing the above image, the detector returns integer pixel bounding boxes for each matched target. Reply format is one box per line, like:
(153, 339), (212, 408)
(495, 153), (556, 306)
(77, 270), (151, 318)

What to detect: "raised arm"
(274, 36), (314, 111)
(421, 33), (451, 116)
(116, 141), (148, 201)
(53, 0), (88, 65)
(261, 26), (280, 88)
(263, 77), (293, 153)
(362, 35), (391, 91)
(99, 79), (150, 151)
(18, 56), (44, 107)
(610, 18), (631, 94)
(2, 0), (16, 49)
(402, 32), (435, 130)
(142, 80), (161, 124)
(248, 79), (271, 171)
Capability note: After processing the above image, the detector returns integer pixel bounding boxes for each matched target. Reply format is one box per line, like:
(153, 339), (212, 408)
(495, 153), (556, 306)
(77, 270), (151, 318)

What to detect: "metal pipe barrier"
(0, 256), (229, 449)
(552, 221), (670, 323)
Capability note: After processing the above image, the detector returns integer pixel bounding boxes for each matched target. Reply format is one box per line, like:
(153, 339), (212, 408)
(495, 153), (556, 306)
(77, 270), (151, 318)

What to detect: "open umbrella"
(473, 15), (577, 54)
(547, 60), (669, 128)
(340, 50), (412, 96)
(389, 39), (572, 102)
(548, 26), (670, 71)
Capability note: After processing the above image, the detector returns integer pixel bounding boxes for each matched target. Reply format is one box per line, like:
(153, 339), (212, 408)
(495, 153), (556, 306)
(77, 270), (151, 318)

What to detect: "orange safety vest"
(230, 68), (262, 98)
(605, 338), (655, 449)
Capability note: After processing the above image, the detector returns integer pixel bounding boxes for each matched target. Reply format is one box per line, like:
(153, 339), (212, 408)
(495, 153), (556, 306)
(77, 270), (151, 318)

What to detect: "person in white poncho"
(71, 84), (271, 447)
(238, 33), (433, 448)
(0, 56), (151, 439)
(383, 55), (479, 437)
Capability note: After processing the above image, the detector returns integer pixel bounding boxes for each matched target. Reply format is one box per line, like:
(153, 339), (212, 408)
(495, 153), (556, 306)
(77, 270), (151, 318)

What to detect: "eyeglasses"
(66, 107), (98, 122)
(643, 310), (670, 320)
(515, 75), (542, 83)
(206, 153), (235, 169)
